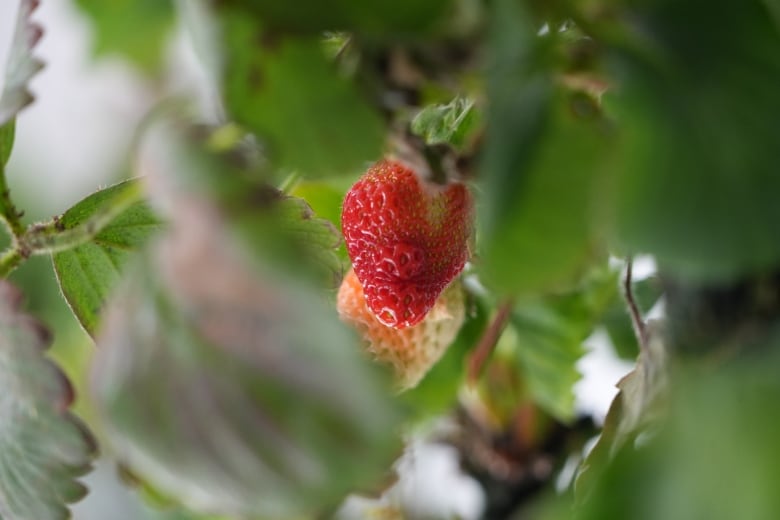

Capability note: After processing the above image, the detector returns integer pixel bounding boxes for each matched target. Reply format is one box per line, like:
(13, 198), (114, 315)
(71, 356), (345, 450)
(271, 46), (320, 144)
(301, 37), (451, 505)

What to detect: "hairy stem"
(0, 179), (144, 278)
(0, 248), (23, 278)
(0, 122), (25, 240)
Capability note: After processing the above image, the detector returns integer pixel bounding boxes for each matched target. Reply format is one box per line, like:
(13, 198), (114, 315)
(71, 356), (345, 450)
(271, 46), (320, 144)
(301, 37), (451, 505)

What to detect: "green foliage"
(74, 0), (175, 74)
(92, 208), (404, 518)
(0, 0), (43, 126)
(143, 119), (345, 286)
(511, 268), (618, 422)
(479, 0), (612, 296)
(220, 11), (384, 178)
(52, 180), (163, 336)
(216, 0), (452, 36)
(0, 282), (96, 520)
(609, 0), (780, 282)
(0, 0), (777, 517)
(577, 345), (780, 520)
(411, 96), (481, 150)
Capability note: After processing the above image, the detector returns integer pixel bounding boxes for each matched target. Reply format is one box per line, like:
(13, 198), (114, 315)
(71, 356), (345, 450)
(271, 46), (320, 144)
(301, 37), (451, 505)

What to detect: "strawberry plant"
(0, 0), (779, 519)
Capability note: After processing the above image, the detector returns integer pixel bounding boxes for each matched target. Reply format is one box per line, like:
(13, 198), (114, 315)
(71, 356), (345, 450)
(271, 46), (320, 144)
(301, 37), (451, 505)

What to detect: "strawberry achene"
(337, 268), (465, 390)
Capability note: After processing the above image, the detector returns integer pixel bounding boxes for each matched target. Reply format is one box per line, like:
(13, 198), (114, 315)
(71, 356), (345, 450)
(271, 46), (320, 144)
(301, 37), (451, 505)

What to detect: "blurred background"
(0, 1), (645, 518)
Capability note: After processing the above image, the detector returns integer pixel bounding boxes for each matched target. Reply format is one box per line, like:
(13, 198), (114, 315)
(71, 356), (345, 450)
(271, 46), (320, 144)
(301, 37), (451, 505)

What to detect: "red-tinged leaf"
(0, 281), (97, 520)
(0, 0), (44, 126)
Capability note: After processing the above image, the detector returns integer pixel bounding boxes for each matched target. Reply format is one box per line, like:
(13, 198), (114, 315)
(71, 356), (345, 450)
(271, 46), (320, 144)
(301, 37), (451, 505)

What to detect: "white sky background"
(0, 1), (642, 518)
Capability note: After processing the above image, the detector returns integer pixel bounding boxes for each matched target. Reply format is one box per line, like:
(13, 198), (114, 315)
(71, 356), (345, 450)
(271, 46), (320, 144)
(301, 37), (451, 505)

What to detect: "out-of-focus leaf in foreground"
(479, 0), (611, 296)
(143, 120), (344, 287)
(0, 282), (97, 520)
(576, 342), (780, 520)
(216, 0), (452, 36)
(220, 11), (384, 178)
(53, 179), (163, 337)
(74, 0), (175, 74)
(609, 0), (780, 281)
(0, 0), (44, 126)
(91, 122), (405, 518)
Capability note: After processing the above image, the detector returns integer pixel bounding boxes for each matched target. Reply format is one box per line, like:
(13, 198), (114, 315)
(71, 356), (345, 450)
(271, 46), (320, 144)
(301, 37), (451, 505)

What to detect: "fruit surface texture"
(341, 159), (472, 329)
(337, 268), (465, 389)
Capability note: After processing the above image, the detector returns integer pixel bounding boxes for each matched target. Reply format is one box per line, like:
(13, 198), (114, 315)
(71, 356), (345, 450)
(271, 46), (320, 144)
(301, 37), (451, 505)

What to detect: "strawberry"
(341, 159), (472, 329)
(337, 268), (465, 390)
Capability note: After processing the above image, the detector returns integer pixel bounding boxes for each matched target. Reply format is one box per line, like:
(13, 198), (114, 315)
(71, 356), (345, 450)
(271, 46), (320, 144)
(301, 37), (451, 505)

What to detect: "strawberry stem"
(623, 256), (649, 353)
(467, 298), (515, 384)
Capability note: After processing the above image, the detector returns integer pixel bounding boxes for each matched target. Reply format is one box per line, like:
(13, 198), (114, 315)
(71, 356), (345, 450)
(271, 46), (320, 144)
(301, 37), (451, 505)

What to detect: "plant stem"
(0, 179), (145, 278)
(24, 180), (143, 254)
(623, 256), (649, 352)
(0, 248), (23, 278)
(467, 298), (515, 384)
(0, 162), (25, 240)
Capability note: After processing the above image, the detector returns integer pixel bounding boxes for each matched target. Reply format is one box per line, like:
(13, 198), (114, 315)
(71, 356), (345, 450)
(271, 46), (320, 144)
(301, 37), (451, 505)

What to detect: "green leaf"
(0, 119), (14, 166)
(576, 341), (780, 520)
(0, 0), (44, 126)
(216, 0), (452, 36)
(221, 16), (384, 178)
(74, 0), (175, 74)
(290, 180), (346, 229)
(244, 193), (344, 284)
(411, 97), (481, 150)
(0, 281), (97, 520)
(92, 198), (405, 518)
(511, 268), (618, 422)
(609, 0), (780, 281)
(480, 0), (611, 295)
(142, 119), (345, 287)
(52, 180), (162, 336)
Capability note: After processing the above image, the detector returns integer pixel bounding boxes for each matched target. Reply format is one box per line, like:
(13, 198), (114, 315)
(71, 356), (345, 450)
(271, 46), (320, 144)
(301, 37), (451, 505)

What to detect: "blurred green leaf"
(512, 268), (618, 422)
(609, 0), (780, 282)
(575, 326), (668, 498)
(411, 97), (481, 150)
(0, 0), (44, 126)
(52, 180), (162, 337)
(74, 0), (175, 73)
(0, 281), (97, 520)
(766, 0), (780, 28)
(0, 120), (14, 166)
(246, 192), (345, 285)
(216, 0), (452, 36)
(480, 0), (611, 296)
(221, 14), (384, 178)
(577, 343), (780, 520)
(93, 200), (404, 518)
(143, 119), (345, 287)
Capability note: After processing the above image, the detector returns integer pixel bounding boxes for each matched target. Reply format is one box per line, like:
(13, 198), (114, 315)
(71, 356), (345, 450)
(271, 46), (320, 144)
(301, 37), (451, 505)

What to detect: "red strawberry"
(337, 268), (465, 390)
(341, 159), (472, 329)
